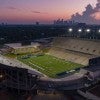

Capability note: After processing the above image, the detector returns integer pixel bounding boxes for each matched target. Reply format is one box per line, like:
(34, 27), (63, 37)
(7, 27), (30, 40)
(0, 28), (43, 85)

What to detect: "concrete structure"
(5, 42), (40, 54)
(78, 85), (100, 100)
(0, 37), (100, 92)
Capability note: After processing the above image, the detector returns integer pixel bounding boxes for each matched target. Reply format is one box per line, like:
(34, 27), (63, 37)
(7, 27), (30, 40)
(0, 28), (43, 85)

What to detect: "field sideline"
(17, 54), (83, 78)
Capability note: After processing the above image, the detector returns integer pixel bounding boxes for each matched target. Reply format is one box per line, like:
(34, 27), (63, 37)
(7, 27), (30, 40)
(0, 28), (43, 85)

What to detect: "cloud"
(7, 6), (18, 10)
(32, 11), (41, 13)
(32, 11), (48, 14)
(71, 0), (100, 24)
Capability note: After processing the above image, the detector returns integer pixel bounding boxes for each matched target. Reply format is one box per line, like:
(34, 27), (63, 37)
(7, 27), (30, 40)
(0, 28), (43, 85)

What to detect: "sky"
(0, 0), (99, 24)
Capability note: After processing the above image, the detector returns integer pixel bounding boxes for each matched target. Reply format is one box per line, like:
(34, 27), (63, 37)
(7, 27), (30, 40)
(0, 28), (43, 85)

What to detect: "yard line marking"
(29, 61), (45, 70)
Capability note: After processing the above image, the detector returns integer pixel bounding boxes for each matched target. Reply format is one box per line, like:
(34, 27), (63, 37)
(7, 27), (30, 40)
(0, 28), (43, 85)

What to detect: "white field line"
(29, 61), (45, 70)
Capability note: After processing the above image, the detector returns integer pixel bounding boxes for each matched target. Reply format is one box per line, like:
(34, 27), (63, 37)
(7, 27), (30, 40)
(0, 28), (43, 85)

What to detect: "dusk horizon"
(0, 0), (100, 25)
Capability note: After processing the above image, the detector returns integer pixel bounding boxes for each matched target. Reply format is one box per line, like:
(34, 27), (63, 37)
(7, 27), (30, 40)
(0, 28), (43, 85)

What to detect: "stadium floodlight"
(68, 28), (73, 32)
(78, 29), (82, 32)
(98, 29), (100, 33)
(86, 29), (91, 33)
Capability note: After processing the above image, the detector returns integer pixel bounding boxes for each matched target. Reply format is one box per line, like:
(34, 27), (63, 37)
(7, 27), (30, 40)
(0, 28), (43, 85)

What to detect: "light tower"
(78, 29), (82, 32)
(68, 28), (73, 32)
(68, 28), (73, 37)
(86, 29), (91, 33)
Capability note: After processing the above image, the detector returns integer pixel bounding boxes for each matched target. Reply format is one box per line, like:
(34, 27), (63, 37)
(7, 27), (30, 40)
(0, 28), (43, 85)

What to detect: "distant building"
(1, 23), (5, 26)
(77, 23), (86, 27)
(36, 22), (39, 25)
(54, 19), (76, 25)
(54, 19), (86, 26)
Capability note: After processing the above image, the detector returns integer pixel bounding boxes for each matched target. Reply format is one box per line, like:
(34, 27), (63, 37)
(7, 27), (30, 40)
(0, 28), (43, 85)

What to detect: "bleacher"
(49, 37), (100, 65)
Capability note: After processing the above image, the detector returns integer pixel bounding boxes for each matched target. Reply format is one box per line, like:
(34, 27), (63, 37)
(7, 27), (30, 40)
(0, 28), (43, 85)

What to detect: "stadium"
(0, 27), (100, 100)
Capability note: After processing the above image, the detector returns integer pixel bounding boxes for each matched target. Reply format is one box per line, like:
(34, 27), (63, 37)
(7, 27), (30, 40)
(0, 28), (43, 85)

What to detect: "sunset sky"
(0, 0), (99, 24)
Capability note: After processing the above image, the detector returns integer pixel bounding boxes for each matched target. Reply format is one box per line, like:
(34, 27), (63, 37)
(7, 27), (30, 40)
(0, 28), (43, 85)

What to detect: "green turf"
(4, 53), (17, 58)
(17, 54), (83, 78)
(4, 53), (32, 58)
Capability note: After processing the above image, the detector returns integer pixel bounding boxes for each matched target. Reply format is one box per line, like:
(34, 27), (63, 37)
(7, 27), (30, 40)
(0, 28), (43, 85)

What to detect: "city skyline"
(0, 0), (100, 24)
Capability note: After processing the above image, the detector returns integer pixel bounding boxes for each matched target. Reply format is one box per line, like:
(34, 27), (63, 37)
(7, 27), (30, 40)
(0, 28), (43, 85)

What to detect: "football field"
(17, 54), (83, 78)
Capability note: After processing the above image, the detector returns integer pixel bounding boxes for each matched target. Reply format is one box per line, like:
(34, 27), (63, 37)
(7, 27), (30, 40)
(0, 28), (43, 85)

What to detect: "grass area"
(4, 53), (17, 58)
(17, 54), (83, 78)
(4, 53), (33, 58)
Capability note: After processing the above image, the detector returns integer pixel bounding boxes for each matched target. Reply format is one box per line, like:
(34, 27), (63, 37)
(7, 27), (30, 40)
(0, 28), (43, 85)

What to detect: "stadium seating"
(49, 37), (99, 65)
